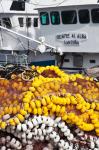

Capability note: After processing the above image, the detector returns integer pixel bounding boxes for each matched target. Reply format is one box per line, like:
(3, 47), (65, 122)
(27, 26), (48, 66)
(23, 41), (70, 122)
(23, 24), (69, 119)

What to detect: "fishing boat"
(0, 0), (99, 71)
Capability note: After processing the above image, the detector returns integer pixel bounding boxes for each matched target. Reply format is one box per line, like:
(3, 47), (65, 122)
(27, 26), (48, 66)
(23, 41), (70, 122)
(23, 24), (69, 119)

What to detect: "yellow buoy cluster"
(21, 91), (99, 135)
(0, 66), (99, 136)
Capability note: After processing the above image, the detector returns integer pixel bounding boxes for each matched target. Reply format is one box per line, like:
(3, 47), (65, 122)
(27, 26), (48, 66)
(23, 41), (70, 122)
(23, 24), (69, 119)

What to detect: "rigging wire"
(0, 26), (39, 58)
(0, 29), (3, 47)
(25, 0), (67, 7)
(0, 0), (4, 47)
(8, 0), (67, 7)
(25, 3), (30, 55)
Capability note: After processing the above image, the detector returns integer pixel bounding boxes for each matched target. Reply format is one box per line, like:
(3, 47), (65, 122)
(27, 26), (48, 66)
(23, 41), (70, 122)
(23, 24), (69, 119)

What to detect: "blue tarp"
(30, 60), (55, 66)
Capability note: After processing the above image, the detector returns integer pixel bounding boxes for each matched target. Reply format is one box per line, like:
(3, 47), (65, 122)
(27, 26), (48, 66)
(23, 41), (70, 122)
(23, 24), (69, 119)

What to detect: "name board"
(56, 32), (88, 46)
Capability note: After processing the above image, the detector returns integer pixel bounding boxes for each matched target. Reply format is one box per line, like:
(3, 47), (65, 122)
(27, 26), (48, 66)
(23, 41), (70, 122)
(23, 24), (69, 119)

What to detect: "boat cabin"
(37, 0), (99, 70)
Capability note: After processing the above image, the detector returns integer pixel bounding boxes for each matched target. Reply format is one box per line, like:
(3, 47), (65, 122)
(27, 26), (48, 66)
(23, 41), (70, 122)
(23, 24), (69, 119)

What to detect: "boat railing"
(0, 53), (28, 66)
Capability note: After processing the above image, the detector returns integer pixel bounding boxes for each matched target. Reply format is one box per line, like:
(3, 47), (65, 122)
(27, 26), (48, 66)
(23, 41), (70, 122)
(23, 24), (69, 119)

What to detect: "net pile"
(0, 66), (99, 150)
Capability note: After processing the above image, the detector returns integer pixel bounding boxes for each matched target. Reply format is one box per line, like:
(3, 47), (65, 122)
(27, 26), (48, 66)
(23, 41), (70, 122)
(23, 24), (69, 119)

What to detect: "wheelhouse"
(36, 0), (99, 70)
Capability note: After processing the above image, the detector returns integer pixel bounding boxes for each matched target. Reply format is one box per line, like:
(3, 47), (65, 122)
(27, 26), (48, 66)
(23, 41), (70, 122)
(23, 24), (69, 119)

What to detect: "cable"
(1, 30), (26, 51)
(25, 4), (30, 55)
(55, 0), (68, 7)
(0, 28), (39, 52)
(0, 21), (3, 47)
(8, 0), (67, 7)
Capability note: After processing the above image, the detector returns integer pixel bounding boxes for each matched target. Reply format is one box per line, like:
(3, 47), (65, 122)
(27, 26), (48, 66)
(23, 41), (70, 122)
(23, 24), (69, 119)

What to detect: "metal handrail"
(0, 53), (28, 66)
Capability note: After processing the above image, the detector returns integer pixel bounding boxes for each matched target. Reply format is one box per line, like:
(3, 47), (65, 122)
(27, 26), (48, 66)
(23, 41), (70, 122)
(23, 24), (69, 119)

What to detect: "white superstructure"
(37, 0), (99, 70)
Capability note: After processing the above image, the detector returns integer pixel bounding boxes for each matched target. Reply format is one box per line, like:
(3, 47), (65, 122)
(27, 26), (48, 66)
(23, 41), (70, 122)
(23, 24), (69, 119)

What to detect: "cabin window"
(26, 18), (31, 27)
(61, 10), (77, 24)
(91, 9), (99, 23)
(79, 9), (90, 23)
(18, 18), (24, 27)
(64, 59), (70, 62)
(10, 1), (25, 11)
(50, 11), (60, 25)
(90, 60), (96, 63)
(33, 18), (38, 27)
(40, 12), (49, 25)
(0, 20), (2, 26)
(2, 18), (12, 29)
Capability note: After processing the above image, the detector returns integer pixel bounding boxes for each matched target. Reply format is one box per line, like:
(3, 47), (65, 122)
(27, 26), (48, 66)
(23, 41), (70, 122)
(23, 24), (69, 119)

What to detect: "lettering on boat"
(56, 32), (88, 46)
